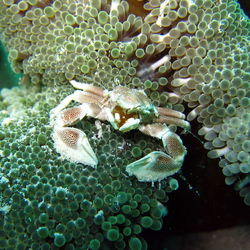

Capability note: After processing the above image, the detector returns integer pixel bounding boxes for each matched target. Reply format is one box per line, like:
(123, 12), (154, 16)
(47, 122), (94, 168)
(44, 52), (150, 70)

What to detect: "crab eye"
(112, 106), (138, 128)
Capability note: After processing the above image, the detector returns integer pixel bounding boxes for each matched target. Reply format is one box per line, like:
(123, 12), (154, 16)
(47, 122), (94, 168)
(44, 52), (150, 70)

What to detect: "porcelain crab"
(50, 80), (190, 182)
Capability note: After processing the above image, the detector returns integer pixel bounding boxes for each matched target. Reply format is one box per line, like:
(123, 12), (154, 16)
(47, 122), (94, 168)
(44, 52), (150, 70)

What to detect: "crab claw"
(52, 126), (98, 167)
(162, 129), (187, 163)
(126, 151), (183, 182)
(126, 124), (187, 182)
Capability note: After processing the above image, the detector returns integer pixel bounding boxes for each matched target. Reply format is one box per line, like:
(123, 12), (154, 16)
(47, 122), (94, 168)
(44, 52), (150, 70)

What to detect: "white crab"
(50, 80), (190, 182)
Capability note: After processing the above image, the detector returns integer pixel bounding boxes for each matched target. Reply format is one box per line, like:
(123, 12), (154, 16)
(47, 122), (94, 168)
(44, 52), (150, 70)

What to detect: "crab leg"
(156, 107), (191, 130)
(126, 123), (187, 182)
(154, 115), (191, 131)
(139, 124), (186, 156)
(70, 80), (104, 97)
(157, 107), (185, 119)
(50, 90), (103, 121)
(75, 92), (105, 104)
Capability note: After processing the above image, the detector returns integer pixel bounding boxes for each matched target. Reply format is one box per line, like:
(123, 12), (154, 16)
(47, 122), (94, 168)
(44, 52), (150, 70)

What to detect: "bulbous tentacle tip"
(126, 151), (183, 182)
(52, 126), (98, 168)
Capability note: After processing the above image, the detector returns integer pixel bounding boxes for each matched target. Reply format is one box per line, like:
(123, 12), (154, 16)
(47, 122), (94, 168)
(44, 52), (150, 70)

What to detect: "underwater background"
(0, 0), (250, 249)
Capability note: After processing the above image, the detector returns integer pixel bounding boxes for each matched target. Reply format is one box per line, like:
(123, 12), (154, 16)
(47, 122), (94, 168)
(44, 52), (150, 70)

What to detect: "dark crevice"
(141, 118), (250, 249)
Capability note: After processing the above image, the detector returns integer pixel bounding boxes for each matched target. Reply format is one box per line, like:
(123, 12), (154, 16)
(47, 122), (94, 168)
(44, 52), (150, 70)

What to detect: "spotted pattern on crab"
(50, 80), (190, 182)
(62, 107), (82, 124)
(57, 128), (79, 149)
